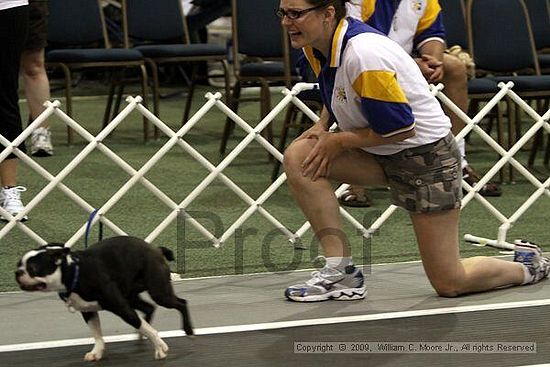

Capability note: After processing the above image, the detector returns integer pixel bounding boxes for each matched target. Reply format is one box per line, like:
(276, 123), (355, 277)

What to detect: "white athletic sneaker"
(513, 240), (550, 284)
(285, 265), (366, 302)
(0, 186), (28, 221)
(30, 127), (54, 157)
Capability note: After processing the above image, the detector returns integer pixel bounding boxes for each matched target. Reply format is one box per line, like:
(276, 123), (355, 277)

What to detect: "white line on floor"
(1, 298), (549, 353)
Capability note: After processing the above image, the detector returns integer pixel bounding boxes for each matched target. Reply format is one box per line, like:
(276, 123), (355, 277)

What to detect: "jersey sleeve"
(413, 0), (446, 50)
(346, 40), (415, 137)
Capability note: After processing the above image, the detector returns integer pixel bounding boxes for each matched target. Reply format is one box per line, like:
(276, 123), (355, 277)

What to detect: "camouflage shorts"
(373, 133), (462, 213)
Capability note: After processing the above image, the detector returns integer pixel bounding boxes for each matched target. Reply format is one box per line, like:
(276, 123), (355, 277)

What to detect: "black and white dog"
(15, 236), (193, 361)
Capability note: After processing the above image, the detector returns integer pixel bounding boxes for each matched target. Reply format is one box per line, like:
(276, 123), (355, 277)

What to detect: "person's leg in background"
(442, 53), (501, 197)
(21, 0), (53, 157)
(0, 4), (29, 220)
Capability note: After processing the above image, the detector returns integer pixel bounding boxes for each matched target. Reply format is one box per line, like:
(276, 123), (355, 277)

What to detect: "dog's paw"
(84, 351), (103, 362)
(154, 349), (167, 360)
(153, 340), (169, 360)
(161, 339), (169, 352)
(84, 344), (104, 362)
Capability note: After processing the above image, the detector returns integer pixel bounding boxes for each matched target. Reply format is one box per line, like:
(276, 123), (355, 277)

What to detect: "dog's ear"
(42, 244), (70, 265)
(38, 242), (67, 250)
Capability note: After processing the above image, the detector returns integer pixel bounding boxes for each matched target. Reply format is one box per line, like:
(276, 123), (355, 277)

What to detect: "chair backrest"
(231, 0), (286, 62)
(467, 0), (540, 74)
(439, 0), (468, 49)
(525, 0), (550, 50)
(124, 0), (191, 45)
(47, 0), (110, 48)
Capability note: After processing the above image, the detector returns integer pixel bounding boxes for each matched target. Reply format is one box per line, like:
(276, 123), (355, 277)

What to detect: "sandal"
(338, 187), (372, 207)
(462, 165), (502, 197)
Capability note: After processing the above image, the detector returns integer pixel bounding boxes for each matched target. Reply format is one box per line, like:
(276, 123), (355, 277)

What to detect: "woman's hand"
(299, 125), (415, 181)
(296, 122), (327, 141)
(415, 54), (444, 83)
(301, 131), (344, 181)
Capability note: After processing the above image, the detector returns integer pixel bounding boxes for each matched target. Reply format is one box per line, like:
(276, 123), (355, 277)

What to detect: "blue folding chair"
(46, 0), (149, 143)
(124, 0), (230, 138)
(467, 0), (550, 172)
(440, 0), (468, 49)
(220, 0), (300, 157)
(525, 0), (550, 73)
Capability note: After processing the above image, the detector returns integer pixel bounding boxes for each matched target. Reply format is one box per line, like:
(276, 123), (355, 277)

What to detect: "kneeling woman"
(278, 0), (548, 302)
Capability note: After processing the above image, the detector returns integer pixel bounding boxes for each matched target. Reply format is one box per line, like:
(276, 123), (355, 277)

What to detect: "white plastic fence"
(0, 82), (549, 251)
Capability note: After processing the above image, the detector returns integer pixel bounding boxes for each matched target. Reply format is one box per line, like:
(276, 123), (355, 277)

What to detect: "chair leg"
(104, 68), (125, 129)
(58, 63), (73, 145)
(103, 68), (117, 129)
(514, 101), (523, 142)
(138, 63), (150, 142)
(259, 79), (274, 162)
(181, 63), (199, 125)
(111, 69), (125, 122)
(259, 79), (273, 142)
(144, 59), (160, 140)
(220, 82), (241, 157)
(271, 104), (296, 182)
(528, 130), (543, 167)
(528, 99), (545, 168)
(221, 59), (231, 106)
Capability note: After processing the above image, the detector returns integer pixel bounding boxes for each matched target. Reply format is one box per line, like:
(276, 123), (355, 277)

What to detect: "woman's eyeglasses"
(274, 4), (325, 20)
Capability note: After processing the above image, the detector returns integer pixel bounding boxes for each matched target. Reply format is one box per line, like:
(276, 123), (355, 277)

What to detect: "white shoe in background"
(0, 186), (28, 221)
(30, 127), (54, 157)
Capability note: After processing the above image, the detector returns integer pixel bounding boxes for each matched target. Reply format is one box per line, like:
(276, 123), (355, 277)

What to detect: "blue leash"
(84, 209), (99, 249)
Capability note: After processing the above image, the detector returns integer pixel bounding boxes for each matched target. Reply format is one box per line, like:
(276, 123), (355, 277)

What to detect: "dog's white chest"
(64, 293), (102, 313)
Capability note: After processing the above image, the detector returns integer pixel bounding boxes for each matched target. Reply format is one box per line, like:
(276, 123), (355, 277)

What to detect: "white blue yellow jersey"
(302, 17), (450, 155)
(346, 0), (446, 54)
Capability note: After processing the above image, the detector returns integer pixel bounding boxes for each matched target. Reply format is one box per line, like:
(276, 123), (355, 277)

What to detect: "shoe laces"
(2, 186), (26, 205)
(305, 266), (342, 286)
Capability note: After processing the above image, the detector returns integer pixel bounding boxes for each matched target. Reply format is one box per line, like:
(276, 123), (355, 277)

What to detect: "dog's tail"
(159, 247), (175, 261)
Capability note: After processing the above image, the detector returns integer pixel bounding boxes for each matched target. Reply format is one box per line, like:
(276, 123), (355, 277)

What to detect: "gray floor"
(1, 261), (549, 366)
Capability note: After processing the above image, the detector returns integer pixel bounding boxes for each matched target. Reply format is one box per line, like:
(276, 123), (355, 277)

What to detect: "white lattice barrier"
(0, 82), (548, 251)
(432, 82), (550, 249)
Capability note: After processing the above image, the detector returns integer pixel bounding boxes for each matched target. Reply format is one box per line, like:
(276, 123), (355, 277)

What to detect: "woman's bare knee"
(426, 269), (465, 297)
(443, 55), (467, 84)
(21, 52), (46, 79)
(433, 283), (461, 298)
(283, 139), (313, 177)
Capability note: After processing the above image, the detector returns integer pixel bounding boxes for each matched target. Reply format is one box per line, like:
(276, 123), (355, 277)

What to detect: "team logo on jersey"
(335, 87), (347, 103)
(410, 0), (423, 12)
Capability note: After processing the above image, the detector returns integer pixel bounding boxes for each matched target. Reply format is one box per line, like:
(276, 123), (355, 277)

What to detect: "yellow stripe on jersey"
(361, 0), (376, 22)
(416, 0), (441, 36)
(330, 19), (348, 67)
(352, 70), (409, 103)
(302, 46), (321, 77)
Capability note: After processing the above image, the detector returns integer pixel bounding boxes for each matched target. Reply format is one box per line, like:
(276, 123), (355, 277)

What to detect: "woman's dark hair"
(305, 0), (350, 21)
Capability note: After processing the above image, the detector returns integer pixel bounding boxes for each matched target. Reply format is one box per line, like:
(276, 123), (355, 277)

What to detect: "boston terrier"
(15, 236), (193, 361)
